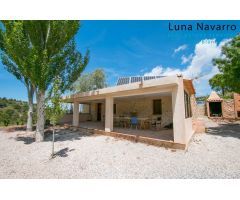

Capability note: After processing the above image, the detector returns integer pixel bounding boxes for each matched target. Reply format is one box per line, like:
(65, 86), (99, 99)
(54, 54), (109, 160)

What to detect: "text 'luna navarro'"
(168, 22), (237, 31)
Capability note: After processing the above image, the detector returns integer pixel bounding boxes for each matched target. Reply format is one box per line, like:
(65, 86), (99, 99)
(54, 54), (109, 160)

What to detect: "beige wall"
(90, 103), (97, 121)
(190, 95), (198, 119)
(184, 118), (193, 143)
(59, 113), (92, 124)
(114, 96), (173, 127)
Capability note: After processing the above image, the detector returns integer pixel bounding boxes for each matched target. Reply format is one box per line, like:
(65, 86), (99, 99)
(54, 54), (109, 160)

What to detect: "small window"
(237, 111), (240, 118)
(153, 99), (162, 115)
(114, 104), (116, 114)
(184, 91), (192, 118)
(79, 104), (90, 114)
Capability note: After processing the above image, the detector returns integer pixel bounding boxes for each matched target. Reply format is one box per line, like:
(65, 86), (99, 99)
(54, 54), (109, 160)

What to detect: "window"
(114, 104), (117, 114)
(184, 91), (192, 118)
(153, 99), (162, 115)
(79, 104), (90, 114)
(237, 111), (240, 118)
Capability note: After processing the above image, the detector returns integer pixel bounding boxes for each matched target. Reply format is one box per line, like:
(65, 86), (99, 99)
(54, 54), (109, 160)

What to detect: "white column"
(172, 77), (186, 144)
(105, 97), (113, 132)
(206, 101), (210, 117)
(73, 102), (79, 126)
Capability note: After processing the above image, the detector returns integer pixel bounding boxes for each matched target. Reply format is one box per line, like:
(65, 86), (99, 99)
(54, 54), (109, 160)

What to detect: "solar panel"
(131, 76), (143, 83)
(117, 76), (164, 86)
(117, 77), (130, 85)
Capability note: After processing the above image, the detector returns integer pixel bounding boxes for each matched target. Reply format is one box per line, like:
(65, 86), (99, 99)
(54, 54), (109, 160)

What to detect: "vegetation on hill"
(196, 96), (208, 102)
(0, 97), (36, 127)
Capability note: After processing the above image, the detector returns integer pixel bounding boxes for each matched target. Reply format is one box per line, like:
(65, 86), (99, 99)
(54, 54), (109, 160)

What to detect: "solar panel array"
(116, 76), (164, 86)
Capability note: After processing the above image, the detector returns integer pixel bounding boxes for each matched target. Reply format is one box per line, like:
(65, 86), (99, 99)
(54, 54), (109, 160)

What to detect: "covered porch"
(73, 119), (174, 141)
(62, 75), (195, 149)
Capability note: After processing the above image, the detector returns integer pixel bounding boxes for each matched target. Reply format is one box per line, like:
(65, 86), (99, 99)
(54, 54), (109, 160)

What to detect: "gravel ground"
(0, 120), (240, 178)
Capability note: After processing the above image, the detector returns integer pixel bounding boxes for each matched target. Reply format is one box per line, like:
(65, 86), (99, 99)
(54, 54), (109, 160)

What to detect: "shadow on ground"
(54, 147), (75, 157)
(15, 136), (35, 144)
(207, 124), (240, 139)
(14, 129), (94, 145)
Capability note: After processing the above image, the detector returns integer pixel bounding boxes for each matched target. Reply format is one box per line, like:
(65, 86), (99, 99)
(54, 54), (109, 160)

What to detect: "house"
(206, 91), (240, 119)
(62, 75), (196, 149)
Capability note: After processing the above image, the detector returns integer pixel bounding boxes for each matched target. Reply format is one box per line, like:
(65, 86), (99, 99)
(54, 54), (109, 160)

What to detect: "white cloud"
(174, 44), (187, 53)
(144, 66), (182, 76)
(144, 39), (231, 96)
(181, 54), (193, 64)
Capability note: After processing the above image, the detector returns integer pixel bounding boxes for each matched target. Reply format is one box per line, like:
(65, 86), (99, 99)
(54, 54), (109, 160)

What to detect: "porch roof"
(63, 75), (195, 103)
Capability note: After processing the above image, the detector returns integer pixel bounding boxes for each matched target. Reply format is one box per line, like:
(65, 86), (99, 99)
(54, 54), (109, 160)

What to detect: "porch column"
(172, 78), (186, 144)
(206, 101), (210, 117)
(73, 102), (79, 126)
(105, 96), (113, 132)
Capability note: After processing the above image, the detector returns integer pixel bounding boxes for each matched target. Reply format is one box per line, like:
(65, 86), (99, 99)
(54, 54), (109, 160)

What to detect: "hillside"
(0, 97), (36, 126)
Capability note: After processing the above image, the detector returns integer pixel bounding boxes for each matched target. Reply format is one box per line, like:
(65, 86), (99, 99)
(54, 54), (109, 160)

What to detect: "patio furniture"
(119, 116), (126, 128)
(139, 118), (150, 129)
(114, 117), (120, 127)
(130, 117), (138, 129)
(124, 118), (130, 128)
(151, 117), (161, 130)
(142, 118), (150, 129)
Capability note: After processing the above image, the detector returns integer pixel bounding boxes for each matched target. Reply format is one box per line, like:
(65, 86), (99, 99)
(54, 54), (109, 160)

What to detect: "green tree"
(72, 68), (107, 92)
(0, 21), (35, 131)
(23, 21), (89, 141)
(213, 35), (240, 93)
(46, 78), (66, 158)
(209, 74), (230, 96)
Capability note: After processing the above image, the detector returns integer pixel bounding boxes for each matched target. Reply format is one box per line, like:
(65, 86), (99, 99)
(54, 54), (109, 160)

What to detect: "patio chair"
(119, 116), (125, 128)
(142, 119), (150, 130)
(151, 117), (161, 130)
(114, 118), (120, 127)
(130, 117), (138, 129)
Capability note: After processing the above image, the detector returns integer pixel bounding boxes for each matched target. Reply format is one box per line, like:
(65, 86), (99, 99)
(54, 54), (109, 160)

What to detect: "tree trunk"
(222, 87), (225, 97)
(26, 85), (34, 132)
(51, 127), (55, 158)
(35, 90), (45, 142)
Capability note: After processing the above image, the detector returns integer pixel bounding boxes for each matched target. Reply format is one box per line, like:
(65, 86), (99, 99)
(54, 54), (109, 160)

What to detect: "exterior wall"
(90, 103), (97, 121)
(222, 99), (235, 119)
(190, 95), (198, 119)
(197, 104), (206, 117)
(184, 118), (193, 143)
(59, 114), (72, 124)
(59, 113), (92, 124)
(172, 83), (186, 143)
(234, 93), (240, 118)
(81, 104), (90, 113)
(101, 103), (105, 122)
(114, 96), (173, 127)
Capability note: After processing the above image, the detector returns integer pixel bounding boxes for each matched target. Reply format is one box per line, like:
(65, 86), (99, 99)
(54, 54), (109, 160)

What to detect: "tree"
(72, 68), (107, 92)
(0, 21), (35, 131)
(209, 74), (230, 96)
(23, 21), (89, 141)
(213, 35), (240, 93)
(45, 78), (66, 158)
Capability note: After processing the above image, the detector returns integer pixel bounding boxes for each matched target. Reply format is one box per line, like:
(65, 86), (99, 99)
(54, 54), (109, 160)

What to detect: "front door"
(97, 103), (102, 121)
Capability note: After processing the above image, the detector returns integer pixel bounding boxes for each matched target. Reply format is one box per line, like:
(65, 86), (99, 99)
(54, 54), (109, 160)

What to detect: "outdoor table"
(114, 116), (150, 129)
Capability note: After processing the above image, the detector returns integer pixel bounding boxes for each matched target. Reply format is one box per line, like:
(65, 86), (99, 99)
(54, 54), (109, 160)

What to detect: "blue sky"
(1, 20), (240, 101)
